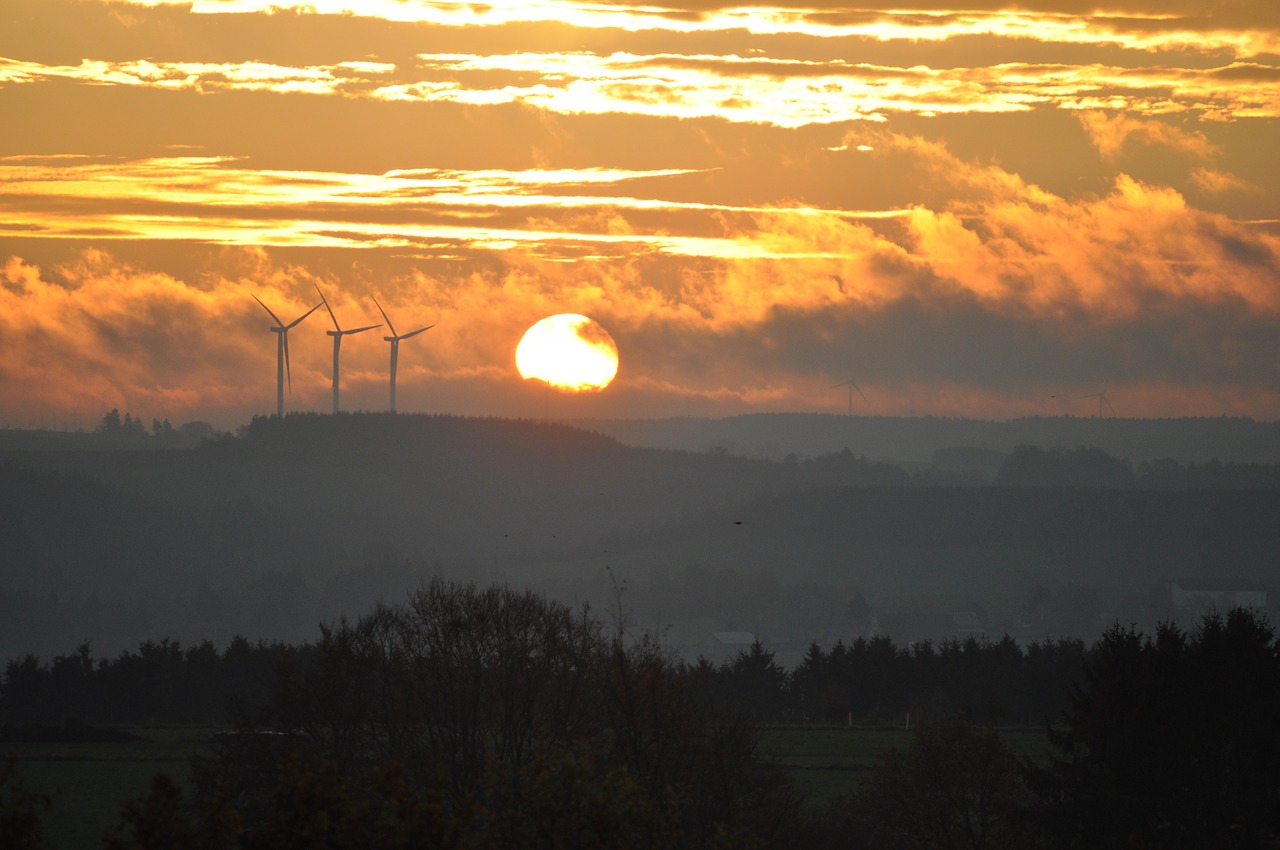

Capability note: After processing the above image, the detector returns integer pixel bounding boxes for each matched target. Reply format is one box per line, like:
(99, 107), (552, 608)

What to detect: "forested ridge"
(584, 412), (1280, 466)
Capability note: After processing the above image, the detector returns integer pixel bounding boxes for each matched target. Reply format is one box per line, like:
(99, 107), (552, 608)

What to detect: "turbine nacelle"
(316, 284), (381, 337)
(831, 377), (869, 415)
(327, 324), (382, 338)
(315, 284), (383, 414)
(831, 378), (869, 404)
(385, 324), (434, 343)
(1080, 389), (1117, 418)
(253, 294), (322, 411)
(371, 294), (436, 413)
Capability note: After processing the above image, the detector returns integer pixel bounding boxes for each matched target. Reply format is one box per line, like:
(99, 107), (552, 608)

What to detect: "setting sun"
(515, 313), (619, 392)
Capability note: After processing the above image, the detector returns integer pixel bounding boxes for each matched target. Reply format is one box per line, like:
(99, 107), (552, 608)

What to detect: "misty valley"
(1, 411), (1277, 662)
(3, 411), (1280, 848)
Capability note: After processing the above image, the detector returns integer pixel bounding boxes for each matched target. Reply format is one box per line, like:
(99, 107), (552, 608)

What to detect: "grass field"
(6, 725), (1056, 848)
(760, 725), (1056, 807)
(4, 727), (207, 850)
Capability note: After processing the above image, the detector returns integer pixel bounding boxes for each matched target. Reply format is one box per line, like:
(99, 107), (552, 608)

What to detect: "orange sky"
(1, 0), (1277, 428)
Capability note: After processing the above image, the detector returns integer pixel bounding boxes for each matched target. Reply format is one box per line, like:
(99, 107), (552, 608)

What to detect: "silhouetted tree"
(95, 408), (122, 437)
(721, 640), (788, 722)
(195, 579), (797, 845)
(1030, 608), (1280, 848)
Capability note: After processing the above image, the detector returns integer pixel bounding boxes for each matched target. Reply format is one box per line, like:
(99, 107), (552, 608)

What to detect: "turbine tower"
(315, 285), (381, 414)
(372, 295), (434, 414)
(1080, 389), (1116, 418)
(831, 378), (869, 416)
(253, 294), (322, 418)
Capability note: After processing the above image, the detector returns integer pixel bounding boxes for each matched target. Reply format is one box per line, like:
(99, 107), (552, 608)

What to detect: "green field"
(3, 728), (207, 850)
(760, 725), (1056, 806)
(6, 725), (1056, 848)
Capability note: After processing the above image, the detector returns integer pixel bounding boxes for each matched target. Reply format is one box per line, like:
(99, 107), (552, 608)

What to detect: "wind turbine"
(831, 378), (869, 416)
(371, 295), (434, 413)
(253, 294), (322, 418)
(315, 285), (381, 414)
(1080, 389), (1116, 418)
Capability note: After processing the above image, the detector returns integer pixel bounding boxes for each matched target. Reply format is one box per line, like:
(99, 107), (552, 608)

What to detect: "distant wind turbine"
(1080, 389), (1117, 418)
(315, 285), (381, 414)
(253, 294), (322, 418)
(831, 378), (869, 416)
(371, 295), (434, 413)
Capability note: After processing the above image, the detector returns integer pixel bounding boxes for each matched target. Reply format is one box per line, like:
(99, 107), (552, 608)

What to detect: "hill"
(1, 412), (1276, 661)
(577, 413), (1280, 466)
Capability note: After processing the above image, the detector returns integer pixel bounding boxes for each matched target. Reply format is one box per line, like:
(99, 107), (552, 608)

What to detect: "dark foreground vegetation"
(4, 581), (1280, 849)
(1, 629), (1086, 731)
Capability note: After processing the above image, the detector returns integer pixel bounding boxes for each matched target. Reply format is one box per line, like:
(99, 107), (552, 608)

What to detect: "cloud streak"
(146, 0), (1280, 60)
(6, 53), (1280, 126)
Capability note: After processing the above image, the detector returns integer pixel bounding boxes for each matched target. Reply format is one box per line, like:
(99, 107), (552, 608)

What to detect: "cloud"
(1190, 167), (1253, 194)
(9, 51), (1278, 129)
(156, 0), (1280, 58)
(3, 0), (1277, 423)
(619, 131), (1280, 413)
(4, 128), (1279, 423)
(1078, 111), (1220, 161)
(5, 153), (1279, 426)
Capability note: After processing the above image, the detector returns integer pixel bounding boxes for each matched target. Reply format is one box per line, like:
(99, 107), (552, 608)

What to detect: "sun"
(516, 314), (619, 391)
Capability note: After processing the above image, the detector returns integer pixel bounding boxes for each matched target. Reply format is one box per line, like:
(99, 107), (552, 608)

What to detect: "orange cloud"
(8, 51), (1280, 127)
(1078, 111), (1219, 161)
(144, 1), (1280, 60)
(3, 127), (1279, 425)
(1190, 167), (1253, 194)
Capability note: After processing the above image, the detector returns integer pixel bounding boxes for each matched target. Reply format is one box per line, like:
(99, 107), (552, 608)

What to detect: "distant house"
(1171, 579), (1268, 611)
(695, 631), (756, 665)
(711, 631), (756, 651)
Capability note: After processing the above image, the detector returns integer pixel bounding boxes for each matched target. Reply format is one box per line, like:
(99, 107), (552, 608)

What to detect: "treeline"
(996, 443), (1280, 489)
(1, 637), (296, 727)
(2, 624), (1086, 730)
(0, 409), (218, 450)
(782, 634), (1084, 726)
(590, 412), (1280, 467)
(92, 408), (217, 448)
(3, 584), (1280, 848)
(797, 444), (1280, 490)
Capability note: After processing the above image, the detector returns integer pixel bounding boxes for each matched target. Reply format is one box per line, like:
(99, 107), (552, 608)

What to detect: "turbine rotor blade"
(286, 301), (322, 329)
(315, 284), (340, 330)
(252, 294), (284, 327)
(284, 332), (292, 390)
(829, 378), (867, 402)
(342, 323), (382, 335)
(400, 324), (435, 340)
(371, 295), (397, 338)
